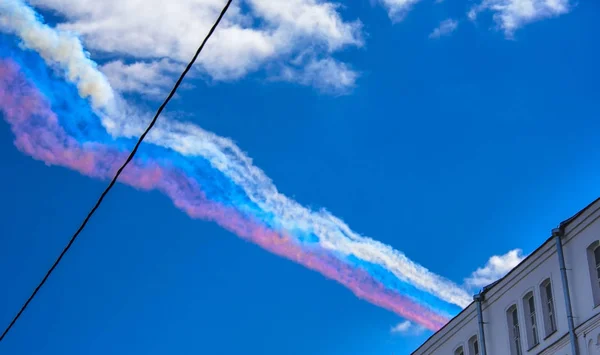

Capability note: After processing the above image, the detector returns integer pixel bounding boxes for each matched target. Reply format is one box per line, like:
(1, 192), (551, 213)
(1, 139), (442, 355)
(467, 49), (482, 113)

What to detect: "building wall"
(482, 243), (567, 354)
(411, 304), (479, 354)
(563, 201), (600, 355)
(413, 198), (600, 355)
(563, 203), (600, 330)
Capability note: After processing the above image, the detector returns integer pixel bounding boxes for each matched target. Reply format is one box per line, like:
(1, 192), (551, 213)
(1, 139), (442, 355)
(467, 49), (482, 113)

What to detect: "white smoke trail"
(151, 119), (473, 307)
(0, 0), (114, 109)
(1, 0), (473, 308)
(101, 115), (472, 308)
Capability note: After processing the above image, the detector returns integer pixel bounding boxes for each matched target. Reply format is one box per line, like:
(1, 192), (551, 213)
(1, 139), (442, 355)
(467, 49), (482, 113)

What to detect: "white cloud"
(246, 0), (363, 51)
(391, 320), (426, 336)
(26, 0), (363, 94)
(100, 59), (183, 98)
(429, 19), (459, 38)
(278, 57), (359, 95)
(465, 249), (526, 289)
(376, 0), (422, 21)
(468, 0), (570, 36)
(468, 8), (479, 21)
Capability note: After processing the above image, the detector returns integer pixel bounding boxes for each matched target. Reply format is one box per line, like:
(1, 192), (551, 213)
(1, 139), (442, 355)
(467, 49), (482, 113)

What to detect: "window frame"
(468, 335), (480, 355)
(539, 278), (557, 337)
(587, 241), (600, 306)
(506, 304), (523, 355)
(454, 345), (465, 355)
(522, 291), (540, 349)
(594, 246), (600, 289)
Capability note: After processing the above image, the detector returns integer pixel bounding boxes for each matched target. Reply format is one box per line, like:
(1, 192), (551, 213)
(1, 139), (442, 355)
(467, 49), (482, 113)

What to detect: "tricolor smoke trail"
(0, 0), (471, 331)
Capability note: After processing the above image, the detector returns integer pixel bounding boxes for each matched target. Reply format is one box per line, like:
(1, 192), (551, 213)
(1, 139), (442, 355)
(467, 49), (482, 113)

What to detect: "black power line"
(0, 0), (233, 343)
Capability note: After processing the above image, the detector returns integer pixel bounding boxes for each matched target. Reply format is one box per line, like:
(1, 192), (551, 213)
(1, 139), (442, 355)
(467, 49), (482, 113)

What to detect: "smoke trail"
(1, 38), (459, 318)
(105, 93), (474, 307)
(0, 0), (114, 109)
(0, 58), (450, 330)
(0, 0), (474, 328)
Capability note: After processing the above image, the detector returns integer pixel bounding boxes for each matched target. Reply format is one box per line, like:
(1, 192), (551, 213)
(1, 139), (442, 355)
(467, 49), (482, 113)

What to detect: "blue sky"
(1, 0), (600, 354)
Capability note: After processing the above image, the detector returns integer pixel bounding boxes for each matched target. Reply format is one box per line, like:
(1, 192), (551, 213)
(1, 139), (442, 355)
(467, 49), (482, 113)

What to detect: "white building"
(412, 197), (600, 355)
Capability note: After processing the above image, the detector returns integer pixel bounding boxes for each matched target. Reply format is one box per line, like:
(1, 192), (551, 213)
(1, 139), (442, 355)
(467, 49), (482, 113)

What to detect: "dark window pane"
(528, 296), (535, 312)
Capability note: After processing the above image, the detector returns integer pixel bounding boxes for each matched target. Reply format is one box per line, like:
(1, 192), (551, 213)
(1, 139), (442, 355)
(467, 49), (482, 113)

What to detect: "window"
(522, 292), (539, 348)
(595, 246), (600, 289)
(507, 305), (523, 355)
(454, 346), (464, 355)
(539, 279), (557, 336)
(468, 335), (480, 355)
(587, 241), (600, 306)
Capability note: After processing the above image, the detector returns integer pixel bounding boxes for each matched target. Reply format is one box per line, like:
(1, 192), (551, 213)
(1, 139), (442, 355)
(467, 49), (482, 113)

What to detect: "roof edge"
(410, 196), (600, 354)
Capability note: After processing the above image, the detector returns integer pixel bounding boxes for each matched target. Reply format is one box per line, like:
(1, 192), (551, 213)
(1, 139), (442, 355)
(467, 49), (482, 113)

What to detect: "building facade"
(413, 198), (600, 355)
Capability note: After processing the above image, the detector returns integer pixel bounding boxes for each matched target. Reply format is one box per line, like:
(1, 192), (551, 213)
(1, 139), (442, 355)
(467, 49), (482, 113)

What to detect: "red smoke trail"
(0, 59), (449, 331)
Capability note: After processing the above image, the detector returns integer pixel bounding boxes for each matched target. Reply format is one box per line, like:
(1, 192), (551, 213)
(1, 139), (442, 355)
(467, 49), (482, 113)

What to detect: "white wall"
(413, 198), (600, 355)
(411, 304), (480, 354)
(563, 204), (600, 330)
